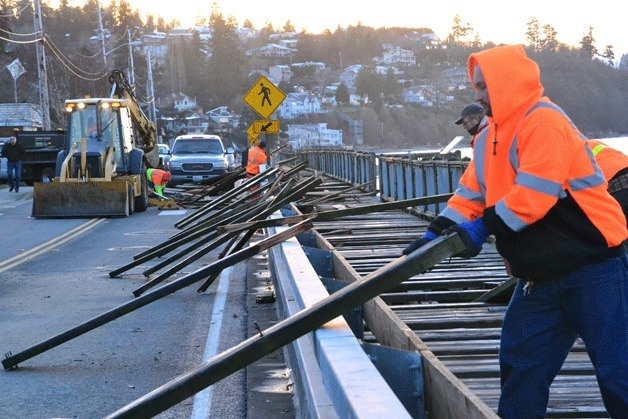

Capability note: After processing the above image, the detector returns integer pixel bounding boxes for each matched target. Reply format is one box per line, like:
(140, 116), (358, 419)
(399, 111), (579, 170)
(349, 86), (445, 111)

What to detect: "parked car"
(166, 134), (235, 186)
(157, 143), (171, 169)
(0, 141), (6, 181)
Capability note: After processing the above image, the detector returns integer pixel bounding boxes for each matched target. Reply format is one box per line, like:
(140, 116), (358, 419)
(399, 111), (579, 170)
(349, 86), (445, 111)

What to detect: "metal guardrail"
(281, 149), (468, 215)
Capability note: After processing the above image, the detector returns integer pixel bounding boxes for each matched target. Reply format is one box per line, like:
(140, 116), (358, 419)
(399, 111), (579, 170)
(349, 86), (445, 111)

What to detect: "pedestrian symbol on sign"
(258, 83), (272, 106)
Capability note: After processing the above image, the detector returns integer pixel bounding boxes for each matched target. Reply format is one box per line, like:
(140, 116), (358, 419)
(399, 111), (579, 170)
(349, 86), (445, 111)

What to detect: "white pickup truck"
(166, 134), (235, 186)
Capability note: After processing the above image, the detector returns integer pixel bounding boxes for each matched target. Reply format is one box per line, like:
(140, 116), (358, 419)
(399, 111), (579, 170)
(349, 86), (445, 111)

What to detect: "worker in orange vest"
(587, 140), (628, 217)
(246, 141), (268, 178)
(146, 168), (171, 195)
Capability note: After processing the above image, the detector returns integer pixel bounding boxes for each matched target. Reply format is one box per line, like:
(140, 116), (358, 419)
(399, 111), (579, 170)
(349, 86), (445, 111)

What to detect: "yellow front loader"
(32, 70), (159, 218)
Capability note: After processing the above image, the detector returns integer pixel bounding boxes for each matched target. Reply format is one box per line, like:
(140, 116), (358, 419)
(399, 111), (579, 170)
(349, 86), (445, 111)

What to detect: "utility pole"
(146, 49), (157, 124)
(127, 28), (135, 91)
(96, 0), (107, 68)
(32, 0), (50, 129)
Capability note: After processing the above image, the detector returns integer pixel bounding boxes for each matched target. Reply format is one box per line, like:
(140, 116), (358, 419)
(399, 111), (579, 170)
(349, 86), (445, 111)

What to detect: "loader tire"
(134, 164), (149, 212)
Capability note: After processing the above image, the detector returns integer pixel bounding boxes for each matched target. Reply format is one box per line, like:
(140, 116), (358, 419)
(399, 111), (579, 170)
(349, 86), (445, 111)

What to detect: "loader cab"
(66, 100), (127, 173)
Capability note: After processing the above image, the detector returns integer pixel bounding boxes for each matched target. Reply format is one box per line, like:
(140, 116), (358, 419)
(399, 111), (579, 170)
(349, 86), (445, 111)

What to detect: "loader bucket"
(32, 180), (131, 218)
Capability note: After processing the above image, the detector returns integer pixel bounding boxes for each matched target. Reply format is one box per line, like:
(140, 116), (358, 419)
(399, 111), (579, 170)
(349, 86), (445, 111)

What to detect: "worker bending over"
(146, 168), (171, 195)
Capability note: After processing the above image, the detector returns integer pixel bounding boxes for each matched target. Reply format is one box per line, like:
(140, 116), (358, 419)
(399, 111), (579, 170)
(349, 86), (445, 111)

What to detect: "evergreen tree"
(183, 31), (207, 103)
(541, 24), (558, 52)
(356, 66), (384, 106)
(383, 68), (401, 103)
(448, 14), (472, 45)
(601, 45), (615, 66)
(335, 82), (350, 105)
(282, 20), (295, 33)
(579, 26), (597, 59)
(619, 54), (628, 71)
(206, 8), (247, 108)
(525, 17), (541, 50)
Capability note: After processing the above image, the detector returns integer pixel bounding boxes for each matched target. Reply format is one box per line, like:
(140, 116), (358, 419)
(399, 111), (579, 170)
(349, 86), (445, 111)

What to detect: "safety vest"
(246, 146), (267, 176)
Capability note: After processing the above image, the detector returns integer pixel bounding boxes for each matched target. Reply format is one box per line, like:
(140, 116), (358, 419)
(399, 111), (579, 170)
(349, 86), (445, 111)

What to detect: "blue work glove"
(444, 217), (489, 258)
(402, 230), (438, 255)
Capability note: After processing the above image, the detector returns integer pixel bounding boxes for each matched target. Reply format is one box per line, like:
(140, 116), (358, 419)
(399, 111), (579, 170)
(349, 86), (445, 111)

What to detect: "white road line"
(0, 218), (105, 273)
(191, 266), (232, 419)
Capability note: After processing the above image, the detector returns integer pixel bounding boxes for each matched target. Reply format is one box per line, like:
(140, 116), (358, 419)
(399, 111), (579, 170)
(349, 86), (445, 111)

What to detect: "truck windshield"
(173, 139), (223, 155)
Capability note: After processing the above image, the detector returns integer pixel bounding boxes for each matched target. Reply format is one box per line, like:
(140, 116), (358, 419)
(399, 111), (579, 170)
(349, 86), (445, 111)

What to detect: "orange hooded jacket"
(586, 140), (628, 182)
(441, 45), (627, 280)
(246, 145), (267, 176)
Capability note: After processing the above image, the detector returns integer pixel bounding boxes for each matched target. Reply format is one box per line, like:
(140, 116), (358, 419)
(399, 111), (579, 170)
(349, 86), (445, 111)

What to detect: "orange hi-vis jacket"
(441, 45), (627, 280)
(147, 168), (169, 186)
(246, 146), (267, 176)
(586, 140), (628, 182)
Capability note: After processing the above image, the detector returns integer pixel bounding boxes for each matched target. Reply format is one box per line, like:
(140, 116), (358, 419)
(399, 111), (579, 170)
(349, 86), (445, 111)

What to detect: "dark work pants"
(498, 254), (628, 418)
(7, 161), (22, 190)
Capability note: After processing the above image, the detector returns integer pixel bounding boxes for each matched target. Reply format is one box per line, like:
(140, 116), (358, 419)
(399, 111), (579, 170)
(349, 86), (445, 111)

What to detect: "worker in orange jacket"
(246, 141), (268, 178)
(587, 140), (628, 217)
(146, 168), (171, 195)
(404, 45), (628, 418)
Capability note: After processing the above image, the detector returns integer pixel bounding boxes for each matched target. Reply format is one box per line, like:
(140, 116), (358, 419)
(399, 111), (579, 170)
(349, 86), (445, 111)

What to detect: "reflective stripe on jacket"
(246, 146), (267, 176)
(443, 45), (627, 280)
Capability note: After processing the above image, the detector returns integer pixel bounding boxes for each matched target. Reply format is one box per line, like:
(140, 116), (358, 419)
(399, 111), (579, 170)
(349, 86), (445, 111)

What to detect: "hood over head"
(468, 45), (544, 125)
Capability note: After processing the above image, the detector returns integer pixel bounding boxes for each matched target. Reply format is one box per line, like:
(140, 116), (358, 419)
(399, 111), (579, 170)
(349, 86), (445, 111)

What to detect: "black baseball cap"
(455, 103), (484, 124)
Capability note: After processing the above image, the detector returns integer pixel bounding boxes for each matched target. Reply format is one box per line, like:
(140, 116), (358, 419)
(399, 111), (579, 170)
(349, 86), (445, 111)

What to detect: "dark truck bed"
(17, 131), (66, 185)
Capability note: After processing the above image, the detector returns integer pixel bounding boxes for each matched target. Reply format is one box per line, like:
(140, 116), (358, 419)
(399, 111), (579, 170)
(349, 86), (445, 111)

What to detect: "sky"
(121, 0), (627, 60)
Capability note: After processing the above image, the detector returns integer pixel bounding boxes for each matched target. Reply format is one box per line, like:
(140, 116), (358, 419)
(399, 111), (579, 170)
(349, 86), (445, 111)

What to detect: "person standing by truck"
(2, 136), (25, 192)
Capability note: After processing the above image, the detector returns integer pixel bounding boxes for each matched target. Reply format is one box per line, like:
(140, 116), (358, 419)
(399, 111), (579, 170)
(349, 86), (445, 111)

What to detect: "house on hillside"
(184, 112), (208, 135)
(402, 85), (437, 106)
(440, 67), (469, 86)
(286, 123), (342, 149)
(158, 93), (198, 112)
(206, 106), (240, 129)
(246, 43), (296, 58)
(339, 65), (362, 89)
(374, 46), (416, 66)
(269, 65), (292, 85)
(277, 92), (322, 119)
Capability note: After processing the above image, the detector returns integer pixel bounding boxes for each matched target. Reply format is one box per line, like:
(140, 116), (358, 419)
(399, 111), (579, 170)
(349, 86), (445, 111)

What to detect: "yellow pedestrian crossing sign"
(243, 76), (286, 119)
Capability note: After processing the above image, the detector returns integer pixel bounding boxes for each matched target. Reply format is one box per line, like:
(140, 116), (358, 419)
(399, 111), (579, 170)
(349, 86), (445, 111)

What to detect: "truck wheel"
(134, 165), (149, 212)
(41, 167), (55, 183)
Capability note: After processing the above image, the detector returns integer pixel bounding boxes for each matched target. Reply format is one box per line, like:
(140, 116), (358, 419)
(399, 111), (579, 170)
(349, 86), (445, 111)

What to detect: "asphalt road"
(0, 185), (272, 418)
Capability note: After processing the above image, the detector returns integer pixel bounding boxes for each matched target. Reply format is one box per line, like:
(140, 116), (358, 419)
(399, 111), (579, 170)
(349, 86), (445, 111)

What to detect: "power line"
(0, 33), (40, 43)
(44, 37), (108, 81)
(0, 26), (40, 37)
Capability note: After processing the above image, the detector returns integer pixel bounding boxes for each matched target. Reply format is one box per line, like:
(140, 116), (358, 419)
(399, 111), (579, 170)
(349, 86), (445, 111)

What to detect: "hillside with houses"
(0, 4), (626, 150)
